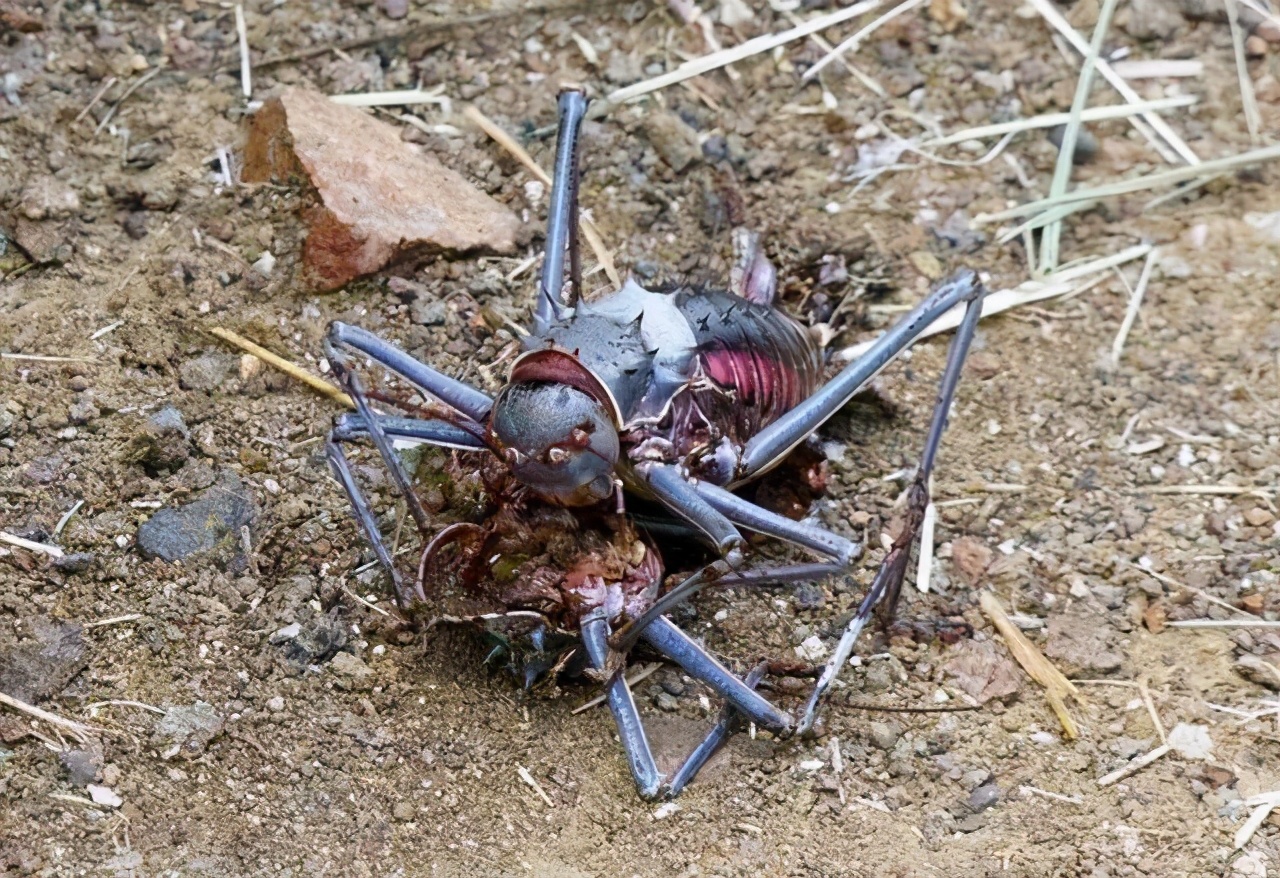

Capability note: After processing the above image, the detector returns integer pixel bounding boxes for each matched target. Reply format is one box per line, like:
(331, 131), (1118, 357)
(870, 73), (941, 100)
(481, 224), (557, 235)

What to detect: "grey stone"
(153, 702), (224, 760)
(868, 721), (901, 751)
(1046, 605), (1124, 675)
(178, 352), (237, 392)
(1047, 125), (1099, 165)
(52, 552), (95, 574)
(0, 617), (87, 703)
(136, 471), (256, 563)
(655, 692), (680, 712)
(59, 748), (102, 785)
(646, 112), (701, 173)
(411, 298), (447, 326)
(968, 783), (1000, 812)
(274, 613), (346, 668)
(1123, 0), (1183, 39)
(149, 406), (189, 438)
(330, 652), (374, 690)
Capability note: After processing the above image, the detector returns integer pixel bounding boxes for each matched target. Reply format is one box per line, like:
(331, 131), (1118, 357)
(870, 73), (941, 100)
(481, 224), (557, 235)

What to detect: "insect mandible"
(324, 87), (988, 799)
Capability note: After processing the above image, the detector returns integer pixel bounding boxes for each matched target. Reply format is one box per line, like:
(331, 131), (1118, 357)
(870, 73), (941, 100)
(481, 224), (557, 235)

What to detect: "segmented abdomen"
(666, 289), (822, 467)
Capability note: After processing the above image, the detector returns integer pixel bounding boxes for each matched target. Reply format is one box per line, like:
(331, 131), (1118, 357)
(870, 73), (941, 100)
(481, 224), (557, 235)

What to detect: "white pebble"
(86, 784), (122, 808)
(652, 802), (681, 820)
(252, 251), (276, 277)
(794, 635), (828, 663)
(799, 759), (824, 772)
(264, 479), (280, 495)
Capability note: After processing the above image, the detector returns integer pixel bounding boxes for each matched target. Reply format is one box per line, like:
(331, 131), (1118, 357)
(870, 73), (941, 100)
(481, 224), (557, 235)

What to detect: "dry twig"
(208, 327), (353, 408)
(980, 592), (1079, 738)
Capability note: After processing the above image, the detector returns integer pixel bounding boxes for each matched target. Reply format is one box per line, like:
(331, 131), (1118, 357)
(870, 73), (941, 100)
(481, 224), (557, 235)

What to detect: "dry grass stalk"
(1166, 619), (1280, 629)
(976, 143), (1280, 226)
(0, 531), (64, 558)
(1130, 560), (1256, 618)
(921, 95), (1196, 148)
(517, 765), (555, 807)
(1110, 59), (1203, 79)
(1024, 0), (1198, 165)
(603, 0), (884, 107)
(208, 327), (353, 408)
(331, 87), (447, 107)
(782, 9), (885, 96)
(461, 105), (621, 290)
(1237, 791), (1280, 849)
(74, 76), (117, 124)
(1, 352), (97, 363)
(1109, 247), (1158, 368)
(801, 0), (924, 82)
(235, 4), (251, 99)
(1039, 0), (1120, 274)
(0, 691), (99, 744)
(571, 663), (662, 714)
(835, 244), (1148, 362)
(980, 591), (1080, 738)
(915, 498), (937, 594)
(1096, 742), (1171, 786)
(1225, 0), (1261, 143)
(54, 499), (84, 536)
(1134, 484), (1276, 497)
(82, 614), (144, 629)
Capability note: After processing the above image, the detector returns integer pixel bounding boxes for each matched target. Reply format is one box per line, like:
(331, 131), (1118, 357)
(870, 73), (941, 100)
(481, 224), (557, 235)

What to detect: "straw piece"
(1110, 59), (1203, 79)
(1097, 743), (1171, 786)
(1166, 620), (1280, 629)
(1226, 0), (1261, 143)
(461, 105), (620, 290)
(1039, 0), (1121, 273)
(974, 143), (1280, 226)
(1236, 791), (1280, 849)
(782, 9), (885, 96)
(980, 592), (1079, 739)
(571, 663), (662, 714)
(915, 500), (936, 594)
(208, 327), (353, 408)
(921, 95), (1196, 148)
(0, 531), (64, 558)
(801, 0), (924, 82)
(331, 88), (447, 107)
(835, 244), (1150, 362)
(235, 4), (251, 100)
(1109, 247), (1158, 368)
(1024, 0), (1197, 165)
(602, 0), (884, 108)
(517, 765), (555, 807)
(0, 691), (99, 744)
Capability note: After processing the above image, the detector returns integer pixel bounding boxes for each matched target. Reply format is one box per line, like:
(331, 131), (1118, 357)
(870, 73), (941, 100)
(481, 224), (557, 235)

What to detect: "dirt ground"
(2, 1), (1279, 876)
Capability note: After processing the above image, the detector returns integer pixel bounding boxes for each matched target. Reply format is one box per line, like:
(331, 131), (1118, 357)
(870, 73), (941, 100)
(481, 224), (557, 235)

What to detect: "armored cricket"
(325, 87), (987, 799)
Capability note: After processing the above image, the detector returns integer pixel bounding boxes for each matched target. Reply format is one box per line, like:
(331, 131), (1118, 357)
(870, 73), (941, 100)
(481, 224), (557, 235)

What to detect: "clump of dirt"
(2, 1), (1279, 876)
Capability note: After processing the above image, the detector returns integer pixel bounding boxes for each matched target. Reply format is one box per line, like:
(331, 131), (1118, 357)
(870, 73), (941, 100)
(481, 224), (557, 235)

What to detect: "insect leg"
(634, 462), (744, 556)
(536, 87), (589, 330)
(327, 322), (493, 423)
(795, 284), (986, 735)
(739, 269), (986, 479)
(326, 437), (423, 608)
(640, 616), (793, 733)
(691, 480), (861, 566)
(612, 561), (841, 653)
(332, 412), (487, 451)
(662, 661), (769, 798)
(581, 611), (663, 800)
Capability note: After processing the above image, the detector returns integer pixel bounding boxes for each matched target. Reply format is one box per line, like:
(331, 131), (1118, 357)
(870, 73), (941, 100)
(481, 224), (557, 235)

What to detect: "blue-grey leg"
(739, 269), (984, 479)
(662, 661), (769, 798)
(692, 480), (860, 566)
(327, 322), (493, 423)
(612, 560), (842, 653)
(581, 611), (663, 799)
(634, 462), (744, 556)
(535, 87), (589, 330)
(334, 367), (433, 535)
(641, 616), (793, 733)
(331, 412), (487, 450)
(326, 439), (423, 607)
(796, 281), (988, 735)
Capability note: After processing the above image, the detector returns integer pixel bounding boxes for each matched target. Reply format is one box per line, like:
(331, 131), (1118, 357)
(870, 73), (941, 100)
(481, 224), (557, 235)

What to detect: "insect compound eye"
(502, 447), (525, 466)
(569, 427), (591, 448)
(546, 446), (571, 465)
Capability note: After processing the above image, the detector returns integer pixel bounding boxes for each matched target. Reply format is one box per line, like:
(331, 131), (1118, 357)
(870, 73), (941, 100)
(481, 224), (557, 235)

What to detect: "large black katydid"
(326, 87), (987, 800)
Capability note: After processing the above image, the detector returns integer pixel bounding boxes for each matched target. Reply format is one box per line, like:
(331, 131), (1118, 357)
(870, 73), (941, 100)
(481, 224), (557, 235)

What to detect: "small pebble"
(654, 692), (679, 712)
(1046, 124), (1099, 165)
(266, 696), (285, 712)
(968, 783), (1001, 812)
(868, 721), (901, 751)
